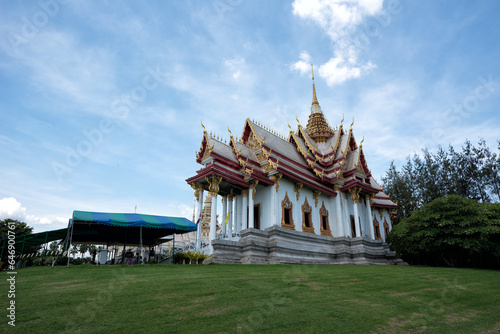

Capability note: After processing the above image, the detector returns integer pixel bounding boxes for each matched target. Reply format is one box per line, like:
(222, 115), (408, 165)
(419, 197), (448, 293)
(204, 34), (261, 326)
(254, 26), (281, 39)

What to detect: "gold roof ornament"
(311, 64), (319, 112)
(305, 65), (334, 143)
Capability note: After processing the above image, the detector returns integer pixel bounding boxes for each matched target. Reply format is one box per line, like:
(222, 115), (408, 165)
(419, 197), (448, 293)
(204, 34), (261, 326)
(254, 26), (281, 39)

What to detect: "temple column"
(191, 183), (204, 250)
(241, 190), (248, 230)
(227, 194), (234, 239)
(206, 175), (222, 253)
(234, 194), (240, 234)
(221, 195), (227, 237)
(365, 194), (374, 240)
(248, 181), (258, 228)
(196, 185), (204, 249)
(349, 187), (362, 238)
(271, 174), (282, 227)
(333, 185), (344, 237)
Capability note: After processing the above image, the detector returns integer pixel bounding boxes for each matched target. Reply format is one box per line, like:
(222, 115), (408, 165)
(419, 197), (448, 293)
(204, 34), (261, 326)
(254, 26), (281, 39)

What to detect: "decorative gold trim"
(281, 192), (295, 230)
(333, 184), (340, 192)
(250, 180), (259, 200)
(205, 175), (222, 195)
(191, 183), (203, 199)
(373, 218), (382, 240)
(242, 189), (248, 197)
(227, 194), (235, 201)
(271, 173), (282, 192)
(383, 220), (390, 239)
(366, 193), (374, 207)
(319, 201), (332, 237)
(244, 165), (255, 176)
(349, 187), (361, 204)
(301, 197), (315, 234)
(312, 191), (321, 207)
(294, 183), (303, 201)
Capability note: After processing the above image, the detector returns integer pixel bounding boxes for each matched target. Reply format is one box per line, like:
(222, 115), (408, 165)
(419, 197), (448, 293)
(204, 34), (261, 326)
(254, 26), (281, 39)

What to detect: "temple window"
(319, 201), (332, 237)
(373, 218), (382, 240)
(281, 192), (295, 230)
(302, 197), (315, 234)
(383, 220), (390, 239)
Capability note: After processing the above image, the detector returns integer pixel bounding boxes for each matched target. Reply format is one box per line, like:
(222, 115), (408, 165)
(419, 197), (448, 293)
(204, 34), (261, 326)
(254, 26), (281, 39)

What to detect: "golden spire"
(305, 65), (334, 142)
(311, 64), (319, 110)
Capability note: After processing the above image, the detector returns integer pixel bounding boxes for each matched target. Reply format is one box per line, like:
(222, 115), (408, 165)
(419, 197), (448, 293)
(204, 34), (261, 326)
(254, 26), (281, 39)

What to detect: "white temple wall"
(254, 183), (271, 230)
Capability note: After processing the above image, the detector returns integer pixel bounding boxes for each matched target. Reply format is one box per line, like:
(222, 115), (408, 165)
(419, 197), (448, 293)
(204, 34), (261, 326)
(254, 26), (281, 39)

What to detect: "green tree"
(77, 244), (89, 258)
(1, 219), (38, 257)
(387, 195), (500, 268)
(0, 218), (33, 239)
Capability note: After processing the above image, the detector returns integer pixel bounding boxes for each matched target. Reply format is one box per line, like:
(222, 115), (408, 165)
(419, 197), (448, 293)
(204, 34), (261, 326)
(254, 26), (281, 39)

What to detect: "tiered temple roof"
(186, 66), (397, 212)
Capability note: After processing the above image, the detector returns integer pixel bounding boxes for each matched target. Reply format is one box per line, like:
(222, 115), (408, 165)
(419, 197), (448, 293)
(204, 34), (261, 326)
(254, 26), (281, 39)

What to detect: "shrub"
(388, 195), (500, 268)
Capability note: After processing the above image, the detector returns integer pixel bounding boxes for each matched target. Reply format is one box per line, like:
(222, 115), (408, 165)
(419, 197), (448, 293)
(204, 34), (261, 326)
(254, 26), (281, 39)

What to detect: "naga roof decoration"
(187, 67), (396, 209)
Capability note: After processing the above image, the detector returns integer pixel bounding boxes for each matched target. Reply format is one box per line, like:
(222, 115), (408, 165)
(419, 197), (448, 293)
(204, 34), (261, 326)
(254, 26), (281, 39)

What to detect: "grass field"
(1, 264), (499, 334)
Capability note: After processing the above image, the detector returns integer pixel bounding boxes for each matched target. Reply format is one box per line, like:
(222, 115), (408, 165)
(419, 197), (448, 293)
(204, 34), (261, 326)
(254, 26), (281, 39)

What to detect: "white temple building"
(186, 67), (401, 264)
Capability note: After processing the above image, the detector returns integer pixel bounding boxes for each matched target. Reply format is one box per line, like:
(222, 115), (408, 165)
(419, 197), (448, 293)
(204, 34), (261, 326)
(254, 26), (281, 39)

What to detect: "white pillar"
(234, 194), (240, 234)
(352, 200), (361, 237)
(365, 195), (374, 239)
(227, 194), (234, 238)
(196, 186), (204, 249)
(334, 186), (344, 237)
(241, 190), (248, 230)
(248, 185), (254, 229)
(271, 184), (277, 228)
(221, 196), (227, 237)
(209, 193), (218, 250)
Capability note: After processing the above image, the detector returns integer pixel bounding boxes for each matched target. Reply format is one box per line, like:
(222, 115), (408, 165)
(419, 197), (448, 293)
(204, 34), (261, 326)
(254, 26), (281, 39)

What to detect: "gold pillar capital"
(270, 173), (282, 193)
(349, 187), (361, 204)
(205, 175), (222, 195)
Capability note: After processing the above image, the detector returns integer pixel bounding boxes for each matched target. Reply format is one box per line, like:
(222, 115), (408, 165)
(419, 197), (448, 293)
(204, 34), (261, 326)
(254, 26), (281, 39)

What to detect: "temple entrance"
(350, 215), (356, 237)
(254, 204), (260, 229)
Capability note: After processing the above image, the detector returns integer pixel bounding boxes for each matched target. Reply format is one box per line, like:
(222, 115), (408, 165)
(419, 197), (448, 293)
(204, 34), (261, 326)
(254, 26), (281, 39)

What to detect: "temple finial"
(311, 64), (320, 113)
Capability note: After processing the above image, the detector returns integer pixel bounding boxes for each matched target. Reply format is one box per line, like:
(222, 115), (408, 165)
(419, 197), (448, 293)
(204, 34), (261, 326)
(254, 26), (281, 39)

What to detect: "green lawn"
(1, 264), (499, 334)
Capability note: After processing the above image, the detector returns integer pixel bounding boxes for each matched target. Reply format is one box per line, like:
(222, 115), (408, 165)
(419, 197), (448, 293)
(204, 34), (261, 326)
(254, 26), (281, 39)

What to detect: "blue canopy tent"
(64, 210), (197, 265)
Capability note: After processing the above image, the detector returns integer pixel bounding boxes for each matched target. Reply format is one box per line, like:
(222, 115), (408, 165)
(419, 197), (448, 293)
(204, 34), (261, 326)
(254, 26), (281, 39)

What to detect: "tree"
(0, 219), (38, 257)
(387, 195), (500, 268)
(0, 218), (33, 240)
(382, 139), (499, 224)
(77, 244), (89, 259)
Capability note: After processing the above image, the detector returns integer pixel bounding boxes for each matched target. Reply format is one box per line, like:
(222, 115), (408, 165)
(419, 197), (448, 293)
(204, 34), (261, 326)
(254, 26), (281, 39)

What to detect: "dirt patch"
(306, 281), (324, 290)
(443, 311), (479, 325)
(43, 280), (80, 286)
(390, 292), (409, 296)
(372, 313), (426, 334)
(194, 295), (215, 303)
(203, 305), (236, 316)
(481, 321), (500, 333)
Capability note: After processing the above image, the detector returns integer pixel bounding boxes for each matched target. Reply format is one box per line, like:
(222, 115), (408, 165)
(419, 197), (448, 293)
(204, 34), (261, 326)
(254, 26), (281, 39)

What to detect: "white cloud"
(290, 51), (311, 74)
(0, 197), (65, 229)
(291, 0), (384, 85)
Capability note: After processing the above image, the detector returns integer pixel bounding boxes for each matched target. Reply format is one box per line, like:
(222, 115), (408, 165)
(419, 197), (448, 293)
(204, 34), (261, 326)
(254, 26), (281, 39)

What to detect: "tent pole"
(139, 225), (143, 265)
(40, 232), (49, 265)
(67, 219), (75, 267)
(21, 235), (26, 256)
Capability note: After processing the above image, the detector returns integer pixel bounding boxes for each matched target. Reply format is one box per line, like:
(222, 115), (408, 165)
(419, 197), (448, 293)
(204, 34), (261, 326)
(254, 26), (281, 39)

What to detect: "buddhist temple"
(186, 66), (401, 264)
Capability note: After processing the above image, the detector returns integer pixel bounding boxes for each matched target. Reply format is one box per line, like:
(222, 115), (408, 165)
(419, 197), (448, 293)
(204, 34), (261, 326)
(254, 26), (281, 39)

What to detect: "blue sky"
(1, 0), (499, 232)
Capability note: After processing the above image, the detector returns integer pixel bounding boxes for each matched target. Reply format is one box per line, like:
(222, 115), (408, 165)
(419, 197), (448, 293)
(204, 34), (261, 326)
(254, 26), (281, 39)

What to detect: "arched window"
(383, 220), (390, 240)
(319, 201), (332, 237)
(281, 192), (295, 230)
(373, 218), (382, 240)
(302, 197), (315, 234)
